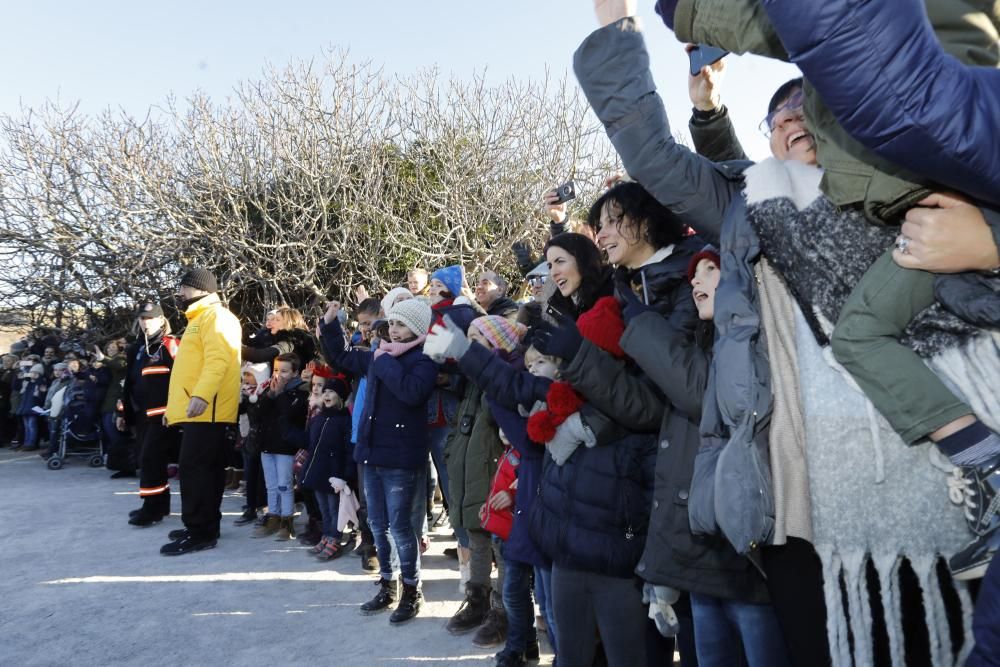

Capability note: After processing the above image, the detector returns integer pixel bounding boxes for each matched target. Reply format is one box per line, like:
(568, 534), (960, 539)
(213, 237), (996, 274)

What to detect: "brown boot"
(274, 516), (296, 541)
(225, 469), (242, 491)
(251, 514), (280, 538)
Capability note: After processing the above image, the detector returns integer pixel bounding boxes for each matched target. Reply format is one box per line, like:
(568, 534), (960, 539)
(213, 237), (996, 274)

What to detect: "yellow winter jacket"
(166, 294), (242, 425)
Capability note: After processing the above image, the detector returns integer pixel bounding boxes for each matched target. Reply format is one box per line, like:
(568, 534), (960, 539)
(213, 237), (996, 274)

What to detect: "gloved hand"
(511, 241), (535, 276)
(642, 582), (681, 637)
(423, 315), (471, 363)
(329, 476), (348, 493)
(547, 412), (596, 466)
(615, 274), (654, 324)
(532, 312), (584, 362)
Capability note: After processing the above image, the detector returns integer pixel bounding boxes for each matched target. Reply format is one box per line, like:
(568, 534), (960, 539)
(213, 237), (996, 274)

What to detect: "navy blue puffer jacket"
(529, 432), (657, 579)
(760, 0), (1000, 206)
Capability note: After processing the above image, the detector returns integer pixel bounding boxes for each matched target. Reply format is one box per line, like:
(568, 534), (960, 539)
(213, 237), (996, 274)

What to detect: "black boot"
(389, 582), (423, 624)
(360, 545), (379, 572)
(446, 582), (490, 635)
(234, 507), (258, 526)
(297, 516), (322, 545)
(360, 577), (399, 615)
(472, 590), (509, 647)
(129, 509), (167, 527)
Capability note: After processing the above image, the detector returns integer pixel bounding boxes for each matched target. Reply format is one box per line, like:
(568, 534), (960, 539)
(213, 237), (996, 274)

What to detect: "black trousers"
(178, 422), (229, 539)
(356, 461), (373, 547)
(763, 537), (831, 667)
(244, 449), (266, 511)
(137, 418), (181, 516)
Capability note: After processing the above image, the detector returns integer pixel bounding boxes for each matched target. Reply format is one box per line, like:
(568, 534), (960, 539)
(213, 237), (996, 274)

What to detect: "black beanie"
(323, 377), (351, 402)
(179, 268), (218, 293)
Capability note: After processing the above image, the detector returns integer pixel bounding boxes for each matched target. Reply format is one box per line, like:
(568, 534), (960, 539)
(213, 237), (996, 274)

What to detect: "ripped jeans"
(365, 465), (423, 585)
(260, 453), (295, 517)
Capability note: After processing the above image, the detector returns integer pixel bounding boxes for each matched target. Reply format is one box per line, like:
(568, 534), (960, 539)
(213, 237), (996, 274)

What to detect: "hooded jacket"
(166, 293), (242, 425)
(258, 377), (310, 456)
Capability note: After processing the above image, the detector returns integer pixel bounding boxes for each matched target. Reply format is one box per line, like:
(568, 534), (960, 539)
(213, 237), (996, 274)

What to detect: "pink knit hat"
(470, 316), (527, 354)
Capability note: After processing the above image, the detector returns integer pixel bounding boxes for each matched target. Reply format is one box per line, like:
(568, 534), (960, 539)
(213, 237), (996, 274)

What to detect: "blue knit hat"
(431, 265), (465, 298)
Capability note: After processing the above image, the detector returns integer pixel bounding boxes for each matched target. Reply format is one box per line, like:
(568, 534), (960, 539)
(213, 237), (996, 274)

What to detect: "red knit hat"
(686, 246), (721, 282)
(576, 296), (626, 358)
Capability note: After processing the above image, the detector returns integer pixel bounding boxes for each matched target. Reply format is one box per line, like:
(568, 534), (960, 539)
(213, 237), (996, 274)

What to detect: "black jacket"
(120, 334), (179, 426)
(258, 378), (310, 456)
(242, 328), (317, 367)
(301, 407), (355, 492)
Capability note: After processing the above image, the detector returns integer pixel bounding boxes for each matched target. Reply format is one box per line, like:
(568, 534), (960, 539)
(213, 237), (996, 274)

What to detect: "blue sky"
(0, 1), (799, 160)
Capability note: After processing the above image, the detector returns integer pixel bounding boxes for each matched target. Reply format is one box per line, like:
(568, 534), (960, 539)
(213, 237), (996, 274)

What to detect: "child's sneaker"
(949, 524), (998, 581)
(315, 541), (343, 561)
(311, 537), (330, 554)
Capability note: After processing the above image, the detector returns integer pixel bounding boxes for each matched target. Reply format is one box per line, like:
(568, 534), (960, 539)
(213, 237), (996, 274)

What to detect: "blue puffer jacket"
(301, 407), (355, 492)
(319, 318), (438, 470)
(759, 0), (1000, 207)
(458, 343), (551, 568)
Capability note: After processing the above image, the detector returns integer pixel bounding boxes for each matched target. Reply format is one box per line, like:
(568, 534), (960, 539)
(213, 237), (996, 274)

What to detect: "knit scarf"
(743, 158), (979, 357)
(373, 334), (426, 359)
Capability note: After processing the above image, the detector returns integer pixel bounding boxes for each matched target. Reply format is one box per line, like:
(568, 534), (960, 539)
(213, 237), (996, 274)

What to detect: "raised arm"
(573, 15), (744, 243)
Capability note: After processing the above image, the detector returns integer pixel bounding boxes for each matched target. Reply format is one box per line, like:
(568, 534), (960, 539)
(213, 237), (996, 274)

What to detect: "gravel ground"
(0, 447), (552, 666)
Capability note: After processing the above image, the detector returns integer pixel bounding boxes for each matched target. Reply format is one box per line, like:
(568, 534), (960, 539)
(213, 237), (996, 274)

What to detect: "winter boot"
(360, 545), (379, 572)
(251, 514), (280, 538)
(472, 590), (509, 648)
(225, 469), (243, 490)
(494, 648), (527, 667)
(274, 516), (296, 541)
(234, 507), (258, 526)
(129, 509), (167, 527)
(297, 516), (323, 546)
(360, 577), (399, 615)
(389, 582), (423, 624)
(446, 582), (491, 635)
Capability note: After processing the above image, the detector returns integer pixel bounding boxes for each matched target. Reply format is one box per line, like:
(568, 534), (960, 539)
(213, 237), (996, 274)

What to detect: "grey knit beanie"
(387, 299), (432, 336)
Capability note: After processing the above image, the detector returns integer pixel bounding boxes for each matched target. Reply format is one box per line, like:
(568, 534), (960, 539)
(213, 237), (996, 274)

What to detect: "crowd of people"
(2, 1), (999, 666)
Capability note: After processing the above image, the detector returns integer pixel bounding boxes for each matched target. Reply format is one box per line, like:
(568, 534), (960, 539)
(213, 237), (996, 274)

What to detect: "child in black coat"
(301, 376), (355, 560)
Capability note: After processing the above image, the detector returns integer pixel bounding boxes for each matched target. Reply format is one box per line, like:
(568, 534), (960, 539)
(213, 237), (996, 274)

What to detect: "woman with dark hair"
(587, 180), (703, 324)
(542, 232), (613, 320)
(528, 232), (659, 667)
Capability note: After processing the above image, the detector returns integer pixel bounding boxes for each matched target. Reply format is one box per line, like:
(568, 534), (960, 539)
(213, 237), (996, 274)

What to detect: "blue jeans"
(260, 453), (294, 517)
(314, 490), (341, 538)
(502, 556), (537, 653)
(534, 565), (557, 653)
(365, 465), (423, 585)
(21, 415), (39, 449)
(690, 593), (792, 667)
(967, 553), (1000, 667)
(428, 425), (451, 506)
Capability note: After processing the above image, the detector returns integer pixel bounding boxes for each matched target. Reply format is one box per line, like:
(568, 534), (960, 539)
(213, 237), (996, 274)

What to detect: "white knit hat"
(387, 298), (432, 336)
(380, 287), (413, 316)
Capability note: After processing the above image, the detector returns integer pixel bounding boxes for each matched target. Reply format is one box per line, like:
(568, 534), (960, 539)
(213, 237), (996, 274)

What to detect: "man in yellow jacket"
(160, 268), (242, 556)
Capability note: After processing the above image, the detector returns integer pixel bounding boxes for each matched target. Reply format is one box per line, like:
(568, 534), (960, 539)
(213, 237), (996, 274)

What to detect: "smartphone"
(689, 44), (729, 76)
(551, 180), (576, 205)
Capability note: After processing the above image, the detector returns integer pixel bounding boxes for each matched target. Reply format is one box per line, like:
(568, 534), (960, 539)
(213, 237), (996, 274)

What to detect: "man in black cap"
(160, 269), (243, 555)
(120, 303), (182, 526)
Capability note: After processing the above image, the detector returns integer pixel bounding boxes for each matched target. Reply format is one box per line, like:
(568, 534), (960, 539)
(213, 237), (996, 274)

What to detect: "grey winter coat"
(574, 18), (775, 554)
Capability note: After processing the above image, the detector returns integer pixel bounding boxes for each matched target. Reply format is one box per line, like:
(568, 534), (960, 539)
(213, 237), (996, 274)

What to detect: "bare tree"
(0, 50), (619, 335)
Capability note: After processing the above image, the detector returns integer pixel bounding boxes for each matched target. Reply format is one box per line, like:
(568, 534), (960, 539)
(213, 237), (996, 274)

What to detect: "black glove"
(615, 274), (655, 324)
(532, 312), (584, 362)
(511, 241), (535, 276)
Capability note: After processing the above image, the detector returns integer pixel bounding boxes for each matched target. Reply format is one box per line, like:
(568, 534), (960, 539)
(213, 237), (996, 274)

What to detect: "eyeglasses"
(528, 276), (548, 288)
(759, 89), (805, 137)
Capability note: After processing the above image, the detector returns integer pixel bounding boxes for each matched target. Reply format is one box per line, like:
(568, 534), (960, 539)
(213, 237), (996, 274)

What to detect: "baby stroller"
(46, 385), (103, 470)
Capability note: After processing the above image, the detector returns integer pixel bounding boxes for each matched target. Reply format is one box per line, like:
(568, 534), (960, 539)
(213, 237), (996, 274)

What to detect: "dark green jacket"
(445, 381), (504, 531)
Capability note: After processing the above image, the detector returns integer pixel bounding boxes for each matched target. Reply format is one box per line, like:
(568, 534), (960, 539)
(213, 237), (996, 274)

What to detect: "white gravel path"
(0, 447), (553, 666)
